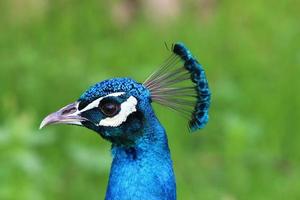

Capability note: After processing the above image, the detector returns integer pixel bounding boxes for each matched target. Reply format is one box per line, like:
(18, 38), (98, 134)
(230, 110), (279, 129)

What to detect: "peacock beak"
(39, 102), (87, 129)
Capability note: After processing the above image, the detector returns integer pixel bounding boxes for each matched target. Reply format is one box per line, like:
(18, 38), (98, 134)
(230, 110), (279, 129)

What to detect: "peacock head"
(40, 78), (153, 145)
(40, 43), (211, 146)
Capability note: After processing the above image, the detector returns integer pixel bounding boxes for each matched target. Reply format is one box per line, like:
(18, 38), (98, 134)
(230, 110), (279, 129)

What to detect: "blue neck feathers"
(105, 110), (176, 200)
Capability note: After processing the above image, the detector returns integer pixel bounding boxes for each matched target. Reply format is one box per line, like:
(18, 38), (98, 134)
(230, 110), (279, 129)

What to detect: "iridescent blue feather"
(173, 43), (211, 131)
(144, 43), (211, 132)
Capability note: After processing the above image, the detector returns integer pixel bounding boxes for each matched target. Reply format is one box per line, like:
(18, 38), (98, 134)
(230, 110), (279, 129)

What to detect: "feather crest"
(143, 43), (211, 132)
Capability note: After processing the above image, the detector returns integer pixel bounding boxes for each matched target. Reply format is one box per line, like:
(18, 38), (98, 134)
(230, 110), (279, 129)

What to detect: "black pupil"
(100, 101), (120, 117)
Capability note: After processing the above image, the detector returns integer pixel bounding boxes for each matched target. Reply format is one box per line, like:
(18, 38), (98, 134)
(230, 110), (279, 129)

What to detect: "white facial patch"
(79, 92), (125, 113)
(99, 96), (138, 127)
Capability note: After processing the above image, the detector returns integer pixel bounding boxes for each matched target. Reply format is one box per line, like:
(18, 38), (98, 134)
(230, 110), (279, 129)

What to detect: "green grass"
(1, 0), (300, 199)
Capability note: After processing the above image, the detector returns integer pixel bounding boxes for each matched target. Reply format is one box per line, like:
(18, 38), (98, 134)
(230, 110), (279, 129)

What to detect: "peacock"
(40, 43), (211, 200)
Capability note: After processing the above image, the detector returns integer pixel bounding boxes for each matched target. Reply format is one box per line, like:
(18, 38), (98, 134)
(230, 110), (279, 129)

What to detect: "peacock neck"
(105, 114), (176, 200)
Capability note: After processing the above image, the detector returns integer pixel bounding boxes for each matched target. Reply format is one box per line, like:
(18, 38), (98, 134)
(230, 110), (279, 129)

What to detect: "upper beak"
(39, 102), (87, 129)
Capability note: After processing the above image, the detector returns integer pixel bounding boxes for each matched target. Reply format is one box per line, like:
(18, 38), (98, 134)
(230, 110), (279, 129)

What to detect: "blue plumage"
(40, 43), (211, 200)
(79, 78), (176, 199)
(144, 43), (211, 132)
(106, 109), (176, 200)
(173, 43), (211, 131)
(79, 78), (148, 104)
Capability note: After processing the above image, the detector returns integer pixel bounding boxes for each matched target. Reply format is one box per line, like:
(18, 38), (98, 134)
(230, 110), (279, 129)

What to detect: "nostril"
(62, 107), (77, 115)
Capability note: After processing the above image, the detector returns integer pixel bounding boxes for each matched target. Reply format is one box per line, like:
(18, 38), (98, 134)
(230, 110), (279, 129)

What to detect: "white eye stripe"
(99, 96), (138, 127)
(79, 92), (125, 113)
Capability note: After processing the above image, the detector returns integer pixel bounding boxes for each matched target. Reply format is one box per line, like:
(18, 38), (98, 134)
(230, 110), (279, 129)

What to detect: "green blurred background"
(0, 0), (299, 199)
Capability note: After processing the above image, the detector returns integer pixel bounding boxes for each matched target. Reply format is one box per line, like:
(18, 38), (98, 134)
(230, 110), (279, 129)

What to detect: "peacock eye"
(99, 99), (121, 117)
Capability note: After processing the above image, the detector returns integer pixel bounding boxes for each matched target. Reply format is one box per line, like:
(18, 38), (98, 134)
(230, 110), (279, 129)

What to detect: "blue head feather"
(79, 78), (149, 103)
(173, 43), (211, 131)
(144, 43), (211, 132)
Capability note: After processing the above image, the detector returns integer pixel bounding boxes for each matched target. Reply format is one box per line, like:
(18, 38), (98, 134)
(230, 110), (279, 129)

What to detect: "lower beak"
(39, 102), (87, 129)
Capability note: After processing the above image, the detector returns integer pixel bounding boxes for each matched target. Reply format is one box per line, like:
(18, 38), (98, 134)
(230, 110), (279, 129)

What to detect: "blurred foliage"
(0, 0), (300, 199)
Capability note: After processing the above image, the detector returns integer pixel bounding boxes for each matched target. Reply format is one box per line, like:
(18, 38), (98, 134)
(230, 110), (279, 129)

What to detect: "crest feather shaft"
(143, 43), (211, 132)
